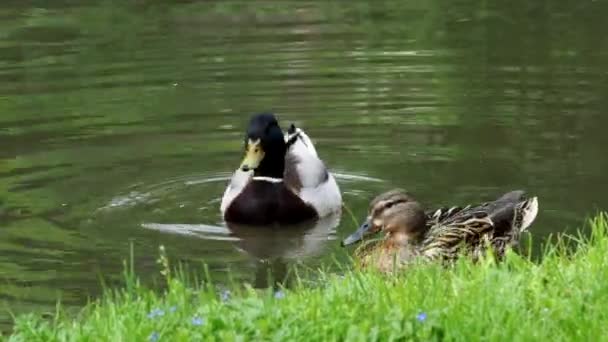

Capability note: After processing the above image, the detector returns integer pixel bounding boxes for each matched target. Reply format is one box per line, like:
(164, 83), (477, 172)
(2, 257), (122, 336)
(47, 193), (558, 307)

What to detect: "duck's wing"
(420, 191), (539, 261)
(284, 125), (327, 191)
(421, 210), (496, 261)
(469, 191), (538, 234)
(283, 125), (342, 217)
(425, 205), (471, 227)
(424, 190), (530, 227)
(285, 123), (318, 157)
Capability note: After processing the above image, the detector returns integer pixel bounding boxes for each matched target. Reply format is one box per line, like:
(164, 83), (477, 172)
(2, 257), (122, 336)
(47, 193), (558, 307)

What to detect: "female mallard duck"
(220, 113), (342, 225)
(342, 189), (539, 272)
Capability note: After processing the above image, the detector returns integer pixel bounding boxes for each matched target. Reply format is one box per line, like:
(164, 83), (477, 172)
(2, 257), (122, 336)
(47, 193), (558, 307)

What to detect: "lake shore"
(7, 213), (607, 341)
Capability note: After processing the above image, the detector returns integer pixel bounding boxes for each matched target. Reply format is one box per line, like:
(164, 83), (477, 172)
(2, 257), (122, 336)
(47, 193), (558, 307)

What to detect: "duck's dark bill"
(341, 219), (377, 247)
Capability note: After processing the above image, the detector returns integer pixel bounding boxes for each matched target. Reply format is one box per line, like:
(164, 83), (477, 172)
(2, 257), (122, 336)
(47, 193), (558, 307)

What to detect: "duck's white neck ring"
(252, 176), (283, 183)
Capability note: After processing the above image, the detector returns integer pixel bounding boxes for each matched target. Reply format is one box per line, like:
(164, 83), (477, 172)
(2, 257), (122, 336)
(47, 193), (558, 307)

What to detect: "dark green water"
(1, 0), (608, 327)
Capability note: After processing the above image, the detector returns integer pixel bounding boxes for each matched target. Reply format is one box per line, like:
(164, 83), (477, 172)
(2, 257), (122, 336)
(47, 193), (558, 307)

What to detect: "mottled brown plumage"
(344, 189), (539, 272)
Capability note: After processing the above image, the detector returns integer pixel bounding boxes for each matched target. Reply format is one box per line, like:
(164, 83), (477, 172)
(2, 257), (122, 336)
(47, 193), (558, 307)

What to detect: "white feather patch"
(220, 169), (252, 214)
(285, 127), (342, 216)
(519, 197), (539, 232)
(252, 176), (283, 183)
(299, 173), (342, 217)
(285, 127), (318, 158)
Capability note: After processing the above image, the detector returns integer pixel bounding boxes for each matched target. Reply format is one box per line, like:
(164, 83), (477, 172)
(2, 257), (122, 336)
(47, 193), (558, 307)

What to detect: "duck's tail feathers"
(518, 196), (539, 233)
(285, 124), (318, 158)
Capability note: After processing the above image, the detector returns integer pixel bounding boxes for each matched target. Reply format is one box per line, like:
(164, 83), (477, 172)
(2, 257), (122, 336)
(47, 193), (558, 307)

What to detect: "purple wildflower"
(220, 290), (231, 302)
(416, 312), (427, 322)
(191, 316), (205, 326)
(274, 290), (285, 299)
(149, 332), (160, 342)
(147, 308), (165, 319)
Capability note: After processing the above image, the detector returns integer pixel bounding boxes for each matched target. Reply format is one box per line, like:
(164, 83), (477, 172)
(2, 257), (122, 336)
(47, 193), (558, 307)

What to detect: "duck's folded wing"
(425, 205), (471, 226)
(283, 126), (342, 217)
(285, 124), (318, 157)
(284, 127), (329, 191)
(421, 211), (495, 260)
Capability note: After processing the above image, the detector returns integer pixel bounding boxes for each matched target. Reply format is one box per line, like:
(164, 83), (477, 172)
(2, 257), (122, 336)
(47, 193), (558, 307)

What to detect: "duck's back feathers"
(426, 205), (471, 226)
(421, 211), (495, 261)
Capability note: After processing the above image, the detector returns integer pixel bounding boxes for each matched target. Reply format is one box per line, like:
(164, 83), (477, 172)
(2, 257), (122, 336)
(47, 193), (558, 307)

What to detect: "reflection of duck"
(342, 189), (539, 272)
(143, 214), (340, 289)
(251, 259), (291, 289)
(228, 213), (340, 289)
(226, 212), (341, 260)
(221, 113), (342, 225)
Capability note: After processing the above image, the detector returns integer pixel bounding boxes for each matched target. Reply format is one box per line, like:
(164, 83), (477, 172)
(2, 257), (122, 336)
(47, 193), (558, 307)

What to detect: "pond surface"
(1, 0), (608, 329)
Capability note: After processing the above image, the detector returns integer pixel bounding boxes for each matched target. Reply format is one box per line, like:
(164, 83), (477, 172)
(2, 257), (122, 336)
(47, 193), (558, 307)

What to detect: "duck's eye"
(254, 148), (259, 153)
(385, 200), (404, 209)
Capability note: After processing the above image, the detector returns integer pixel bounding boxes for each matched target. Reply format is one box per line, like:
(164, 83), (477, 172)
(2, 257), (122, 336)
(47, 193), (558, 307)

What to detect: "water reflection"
(142, 213), (340, 262)
(229, 213), (341, 288)
(226, 213), (340, 260)
(142, 212), (341, 288)
(141, 222), (237, 241)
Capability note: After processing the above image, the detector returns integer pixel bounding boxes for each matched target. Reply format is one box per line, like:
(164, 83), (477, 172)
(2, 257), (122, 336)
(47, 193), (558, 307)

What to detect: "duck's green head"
(240, 113), (286, 178)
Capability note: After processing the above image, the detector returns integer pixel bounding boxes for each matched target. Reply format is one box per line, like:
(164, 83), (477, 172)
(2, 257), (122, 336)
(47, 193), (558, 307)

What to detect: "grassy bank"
(6, 214), (608, 341)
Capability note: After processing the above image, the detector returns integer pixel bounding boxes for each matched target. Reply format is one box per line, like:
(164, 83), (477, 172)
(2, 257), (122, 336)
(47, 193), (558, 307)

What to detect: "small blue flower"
(169, 306), (177, 313)
(149, 331), (160, 342)
(274, 290), (285, 299)
(416, 312), (427, 322)
(191, 316), (205, 326)
(220, 290), (231, 302)
(147, 308), (165, 319)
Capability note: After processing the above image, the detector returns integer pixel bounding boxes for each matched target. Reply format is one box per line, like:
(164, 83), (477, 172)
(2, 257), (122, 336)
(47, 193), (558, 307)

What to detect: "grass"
(6, 214), (608, 341)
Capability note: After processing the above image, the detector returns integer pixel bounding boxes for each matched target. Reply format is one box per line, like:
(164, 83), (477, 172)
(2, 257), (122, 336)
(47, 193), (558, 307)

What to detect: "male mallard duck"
(220, 113), (342, 225)
(342, 189), (539, 272)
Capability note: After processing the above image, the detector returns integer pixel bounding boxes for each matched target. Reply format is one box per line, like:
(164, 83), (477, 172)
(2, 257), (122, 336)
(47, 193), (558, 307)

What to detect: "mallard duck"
(342, 189), (539, 272)
(220, 113), (342, 225)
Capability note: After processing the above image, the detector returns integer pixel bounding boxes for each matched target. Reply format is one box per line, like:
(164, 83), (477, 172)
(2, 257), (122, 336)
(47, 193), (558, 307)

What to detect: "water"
(1, 0), (608, 328)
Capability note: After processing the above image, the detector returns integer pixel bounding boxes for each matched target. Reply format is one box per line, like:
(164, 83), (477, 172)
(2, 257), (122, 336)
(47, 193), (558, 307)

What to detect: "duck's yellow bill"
(240, 139), (264, 172)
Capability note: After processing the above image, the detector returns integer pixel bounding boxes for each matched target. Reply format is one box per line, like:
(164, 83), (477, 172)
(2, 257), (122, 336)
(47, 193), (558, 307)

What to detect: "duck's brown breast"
(224, 181), (318, 225)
